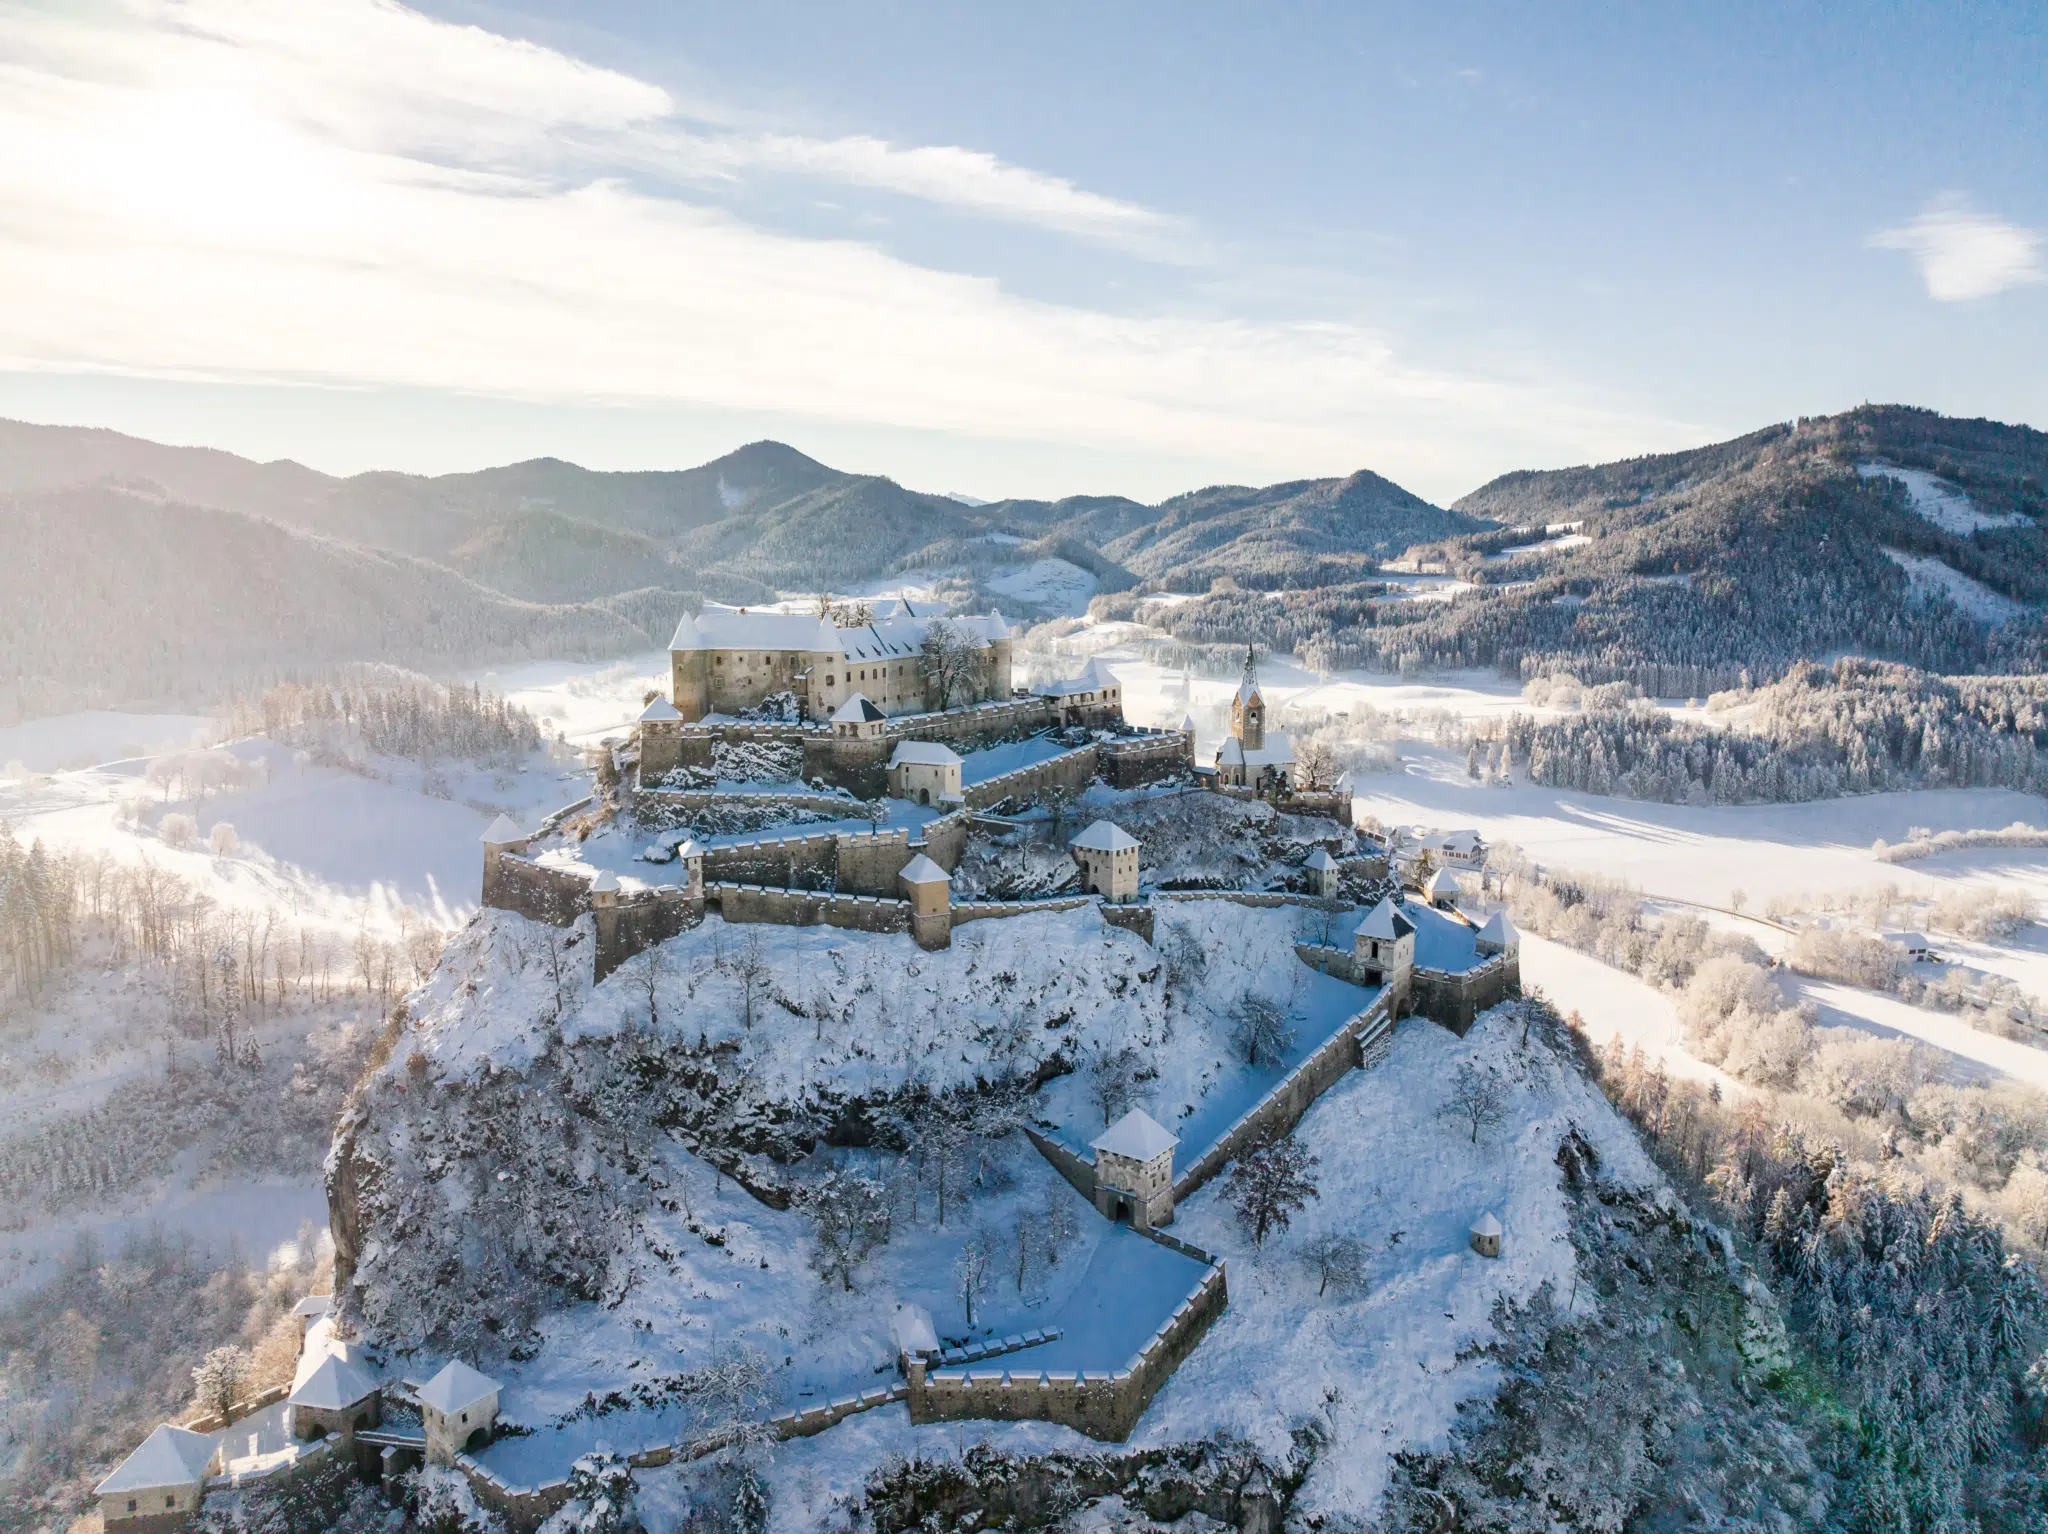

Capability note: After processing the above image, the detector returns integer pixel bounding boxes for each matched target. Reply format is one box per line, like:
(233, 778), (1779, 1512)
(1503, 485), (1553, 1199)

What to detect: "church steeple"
(1230, 646), (1265, 750)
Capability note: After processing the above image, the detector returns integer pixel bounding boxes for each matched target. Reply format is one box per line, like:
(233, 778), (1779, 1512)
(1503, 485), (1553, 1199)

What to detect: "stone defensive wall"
(1097, 728), (1196, 789)
(1170, 992), (1396, 1206)
(633, 788), (866, 821)
(1408, 950), (1519, 1037)
(953, 896), (1095, 928)
(962, 744), (1101, 811)
(1272, 789), (1353, 826)
(908, 1243), (1227, 1443)
(707, 882), (910, 935)
(1154, 890), (1350, 912)
(484, 851), (595, 926)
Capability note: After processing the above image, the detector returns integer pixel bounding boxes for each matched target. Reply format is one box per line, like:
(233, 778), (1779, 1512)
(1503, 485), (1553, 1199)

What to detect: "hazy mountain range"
(1, 405), (2043, 718)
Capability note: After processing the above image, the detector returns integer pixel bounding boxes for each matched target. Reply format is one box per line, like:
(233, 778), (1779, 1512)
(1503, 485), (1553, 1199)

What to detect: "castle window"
(167, 1496), (177, 1508)
(127, 1501), (137, 1514)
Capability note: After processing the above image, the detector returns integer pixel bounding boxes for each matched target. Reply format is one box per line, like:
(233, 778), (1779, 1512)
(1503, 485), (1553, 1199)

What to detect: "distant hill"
(1242, 406), (2048, 690)
(0, 419), (1482, 709)
(0, 484), (651, 719)
(8, 406), (2041, 711)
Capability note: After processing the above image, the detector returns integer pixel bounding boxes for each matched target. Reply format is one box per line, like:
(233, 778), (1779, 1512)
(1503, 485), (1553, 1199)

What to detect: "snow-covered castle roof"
(1091, 1107), (1177, 1163)
(417, 1360), (500, 1416)
(1477, 911), (1518, 949)
(480, 815), (527, 846)
(831, 693), (886, 724)
(1355, 897), (1415, 942)
(898, 854), (951, 886)
(289, 1353), (379, 1411)
(1035, 657), (1119, 698)
(1305, 848), (1338, 872)
(890, 1302), (940, 1357)
(890, 740), (961, 768)
(96, 1424), (217, 1495)
(1069, 820), (1139, 854)
(639, 697), (683, 723)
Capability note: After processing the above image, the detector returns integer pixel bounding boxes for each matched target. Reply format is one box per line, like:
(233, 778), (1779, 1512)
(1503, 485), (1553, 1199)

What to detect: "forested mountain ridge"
(1140, 406), (2048, 692)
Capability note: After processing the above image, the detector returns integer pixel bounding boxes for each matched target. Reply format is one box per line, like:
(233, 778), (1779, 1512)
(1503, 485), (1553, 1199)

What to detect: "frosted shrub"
(1675, 956), (1780, 1052)
(159, 812), (197, 848)
(1804, 1032), (1930, 1119)
(209, 821), (239, 857)
(1928, 885), (2037, 941)
(1719, 1005), (1813, 1090)
(1785, 926), (1897, 989)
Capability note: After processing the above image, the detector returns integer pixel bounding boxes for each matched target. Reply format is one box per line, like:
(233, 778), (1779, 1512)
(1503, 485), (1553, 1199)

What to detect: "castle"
(667, 600), (1013, 723)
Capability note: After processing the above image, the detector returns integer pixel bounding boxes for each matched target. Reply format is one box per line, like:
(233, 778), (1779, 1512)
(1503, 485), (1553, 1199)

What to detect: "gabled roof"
(590, 870), (620, 894)
(1424, 868), (1461, 897)
(672, 605), (840, 653)
(1035, 657), (1119, 698)
(674, 838), (703, 860)
(291, 1294), (333, 1319)
(639, 697), (682, 722)
(1069, 820), (1139, 854)
(831, 693), (885, 723)
(1235, 676), (1263, 706)
(898, 853), (950, 885)
(417, 1360), (500, 1416)
(890, 741), (961, 768)
(1477, 911), (1518, 948)
(1304, 848), (1338, 871)
(481, 815), (526, 846)
(1216, 732), (1294, 768)
(1091, 1108), (1178, 1162)
(288, 1353), (379, 1411)
(96, 1424), (216, 1494)
(1471, 1210), (1502, 1238)
(890, 1302), (939, 1357)
(1355, 897), (1415, 942)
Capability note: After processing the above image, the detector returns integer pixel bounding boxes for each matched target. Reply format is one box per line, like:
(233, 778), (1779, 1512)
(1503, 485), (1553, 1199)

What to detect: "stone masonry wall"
(908, 1251), (1227, 1442)
(483, 853), (591, 926)
(707, 883), (910, 935)
(1098, 730), (1195, 789)
(963, 745), (1100, 811)
(1408, 951), (1519, 1037)
(954, 897), (1093, 928)
(1171, 994), (1394, 1205)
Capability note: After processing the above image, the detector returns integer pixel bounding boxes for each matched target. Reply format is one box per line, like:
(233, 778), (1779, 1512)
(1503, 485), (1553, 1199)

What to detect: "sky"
(0, 0), (2041, 505)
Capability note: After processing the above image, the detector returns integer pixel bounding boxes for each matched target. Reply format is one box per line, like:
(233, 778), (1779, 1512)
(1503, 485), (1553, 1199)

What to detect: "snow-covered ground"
(1882, 548), (2030, 624)
(984, 558), (1098, 617)
(0, 736), (581, 930)
(1351, 743), (2048, 912)
(1858, 462), (2033, 535)
(0, 709), (216, 772)
(719, 1002), (1661, 1531)
(477, 652), (671, 747)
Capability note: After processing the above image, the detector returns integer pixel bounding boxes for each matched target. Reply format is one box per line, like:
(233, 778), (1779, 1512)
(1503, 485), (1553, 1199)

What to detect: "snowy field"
(0, 735), (582, 930)
(1351, 743), (2048, 912)
(0, 709), (216, 772)
(476, 651), (670, 747)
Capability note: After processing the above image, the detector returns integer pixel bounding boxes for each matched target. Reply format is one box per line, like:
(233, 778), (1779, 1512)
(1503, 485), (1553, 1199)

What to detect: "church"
(1213, 648), (1294, 795)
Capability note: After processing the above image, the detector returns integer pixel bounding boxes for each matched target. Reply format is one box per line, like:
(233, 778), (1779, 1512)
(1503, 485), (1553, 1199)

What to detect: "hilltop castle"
(668, 600), (1013, 723)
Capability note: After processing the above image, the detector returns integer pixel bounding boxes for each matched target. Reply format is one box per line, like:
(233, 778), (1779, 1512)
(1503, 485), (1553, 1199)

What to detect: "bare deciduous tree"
(1229, 992), (1295, 1068)
(955, 1225), (995, 1327)
(1296, 738), (1339, 793)
(731, 930), (772, 1031)
(1224, 1135), (1320, 1247)
(1088, 1045), (1143, 1125)
(1439, 1060), (1508, 1144)
(918, 619), (981, 711)
(1300, 1230), (1369, 1297)
(803, 1168), (892, 1292)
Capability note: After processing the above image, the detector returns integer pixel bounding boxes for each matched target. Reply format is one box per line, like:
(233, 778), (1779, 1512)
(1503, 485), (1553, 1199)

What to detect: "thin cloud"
(0, 0), (1694, 495)
(1872, 194), (2045, 302)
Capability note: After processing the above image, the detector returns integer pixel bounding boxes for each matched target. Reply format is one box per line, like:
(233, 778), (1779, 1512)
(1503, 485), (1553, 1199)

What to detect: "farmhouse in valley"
(668, 600), (1013, 722)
